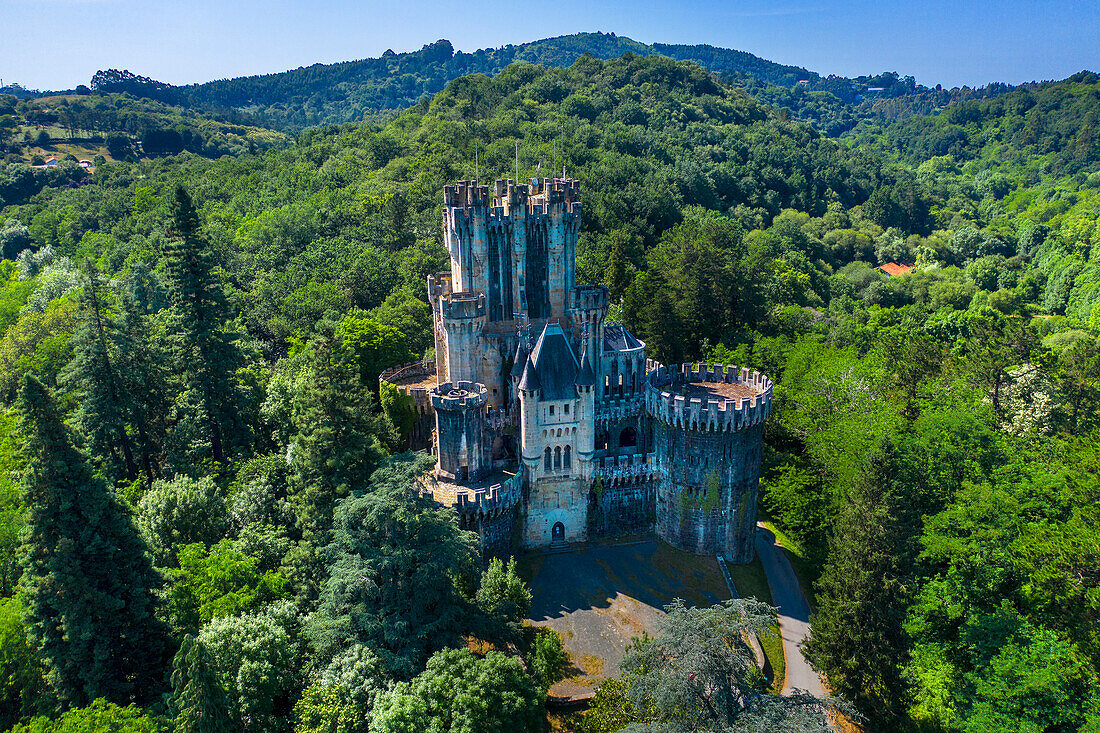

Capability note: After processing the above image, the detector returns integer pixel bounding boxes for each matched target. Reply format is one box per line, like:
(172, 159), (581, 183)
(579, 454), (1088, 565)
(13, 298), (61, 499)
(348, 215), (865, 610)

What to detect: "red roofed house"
(876, 262), (912, 277)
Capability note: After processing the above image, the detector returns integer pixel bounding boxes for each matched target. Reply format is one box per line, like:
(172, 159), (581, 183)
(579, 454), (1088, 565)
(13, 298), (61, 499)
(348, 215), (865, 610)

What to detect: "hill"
(84, 32), (1012, 133)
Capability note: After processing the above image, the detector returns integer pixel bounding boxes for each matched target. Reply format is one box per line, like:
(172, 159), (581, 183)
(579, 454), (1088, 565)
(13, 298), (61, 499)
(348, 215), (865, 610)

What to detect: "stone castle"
(380, 178), (772, 562)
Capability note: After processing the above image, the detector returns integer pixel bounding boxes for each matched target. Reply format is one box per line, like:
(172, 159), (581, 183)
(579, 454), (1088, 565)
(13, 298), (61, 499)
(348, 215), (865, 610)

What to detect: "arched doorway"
(619, 426), (637, 448)
(552, 522), (565, 541)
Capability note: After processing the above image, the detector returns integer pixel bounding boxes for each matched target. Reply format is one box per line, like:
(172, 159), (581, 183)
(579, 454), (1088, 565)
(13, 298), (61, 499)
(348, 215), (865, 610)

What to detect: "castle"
(380, 178), (772, 562)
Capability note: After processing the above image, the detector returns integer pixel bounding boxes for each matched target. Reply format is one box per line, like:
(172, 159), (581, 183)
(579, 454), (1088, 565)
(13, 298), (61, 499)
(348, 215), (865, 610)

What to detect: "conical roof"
(517, 357), (541, 392)
(510, 341), (528, 379)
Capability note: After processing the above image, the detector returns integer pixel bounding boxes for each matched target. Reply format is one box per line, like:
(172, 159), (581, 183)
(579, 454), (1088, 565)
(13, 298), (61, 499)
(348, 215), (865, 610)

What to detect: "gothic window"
(544, 447), (552, 472)
(604, 375), (610, 397)
(564, 445), (571, 470)
(554, 446), (562, 469)
(620, 426), (637, 448)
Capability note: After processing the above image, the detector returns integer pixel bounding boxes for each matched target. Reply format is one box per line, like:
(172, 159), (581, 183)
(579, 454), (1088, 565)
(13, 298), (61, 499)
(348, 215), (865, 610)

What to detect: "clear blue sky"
(2, 0), (1097, 92)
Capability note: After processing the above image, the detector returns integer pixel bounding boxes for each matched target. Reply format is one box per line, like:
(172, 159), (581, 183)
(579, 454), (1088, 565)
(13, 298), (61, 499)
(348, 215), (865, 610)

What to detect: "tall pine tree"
(163, 185), (247, 464)
(60, 262), (138, 482)
(17, 376), (169, 707)
(169, 635), (233, 733)
(289, 330), (392, 538)
(804, 437), (931, 726)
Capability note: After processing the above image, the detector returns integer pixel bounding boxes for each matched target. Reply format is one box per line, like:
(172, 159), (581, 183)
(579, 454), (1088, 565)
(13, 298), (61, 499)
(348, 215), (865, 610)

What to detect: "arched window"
(603, 375), (610, 396)
(619, 426), (637, 448)
(544, 447), (552, 472)
(564, 445), (572, 470)
(554, 446), (562, 469)
(597, 430), (609, 450)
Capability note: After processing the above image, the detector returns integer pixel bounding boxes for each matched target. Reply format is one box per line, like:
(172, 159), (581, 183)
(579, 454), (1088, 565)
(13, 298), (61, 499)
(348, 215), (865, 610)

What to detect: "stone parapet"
(595, 395), (645, 423)
(441, 291), (486, 320)
(645, 363), (773, 433)
(430, 381), (488, 411)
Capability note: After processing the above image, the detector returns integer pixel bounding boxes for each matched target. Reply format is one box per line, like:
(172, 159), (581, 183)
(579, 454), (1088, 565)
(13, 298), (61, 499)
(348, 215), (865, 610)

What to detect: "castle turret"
(440, 292), (487, 384)
(431, 381), (489, 483)
(647, 363), (773, 562)
(574, 343), (597, 474)
(517, 358), (542, 472)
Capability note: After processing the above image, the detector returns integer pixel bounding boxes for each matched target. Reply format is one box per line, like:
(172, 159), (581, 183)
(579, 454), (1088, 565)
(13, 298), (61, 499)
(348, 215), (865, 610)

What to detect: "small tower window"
(549, 405), (555, 416)
(564, 403), (569, 414)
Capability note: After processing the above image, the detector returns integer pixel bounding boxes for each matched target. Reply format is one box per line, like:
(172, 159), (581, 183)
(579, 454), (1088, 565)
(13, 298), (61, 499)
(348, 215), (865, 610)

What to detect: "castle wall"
(653, 422), (763, 561)
(524, 476), (588, 546)
(588, 480), (655, 538)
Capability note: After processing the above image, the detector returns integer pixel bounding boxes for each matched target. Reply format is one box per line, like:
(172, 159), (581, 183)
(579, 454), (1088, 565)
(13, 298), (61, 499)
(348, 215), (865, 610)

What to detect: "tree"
(16, 376), (169, 707)
(293, 644), (388, 733)
(288, 332), (392, 538)
(12, 699), (169, 733)
(169, 635), (233, 733)
(137, 475), (228, 567)
(619, 599), (836, 732)
(476, 557), (532, 632)
(168, 540), (288, 634)
(370, 649), (542, 733)
(309, 452), (480, 678)
(804, 437), (930, 725)
(162, 185), (248, 464)
(59, 262), (138, 481)
(527, 627), (568, 693)
(960, 310), (1041, 422)
(0, 597), (48, 729)
(197, 601), (302, 733)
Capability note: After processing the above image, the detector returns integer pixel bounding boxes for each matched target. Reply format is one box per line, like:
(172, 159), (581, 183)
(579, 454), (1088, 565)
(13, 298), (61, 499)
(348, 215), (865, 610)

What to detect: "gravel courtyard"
(522, 539), (731, 700)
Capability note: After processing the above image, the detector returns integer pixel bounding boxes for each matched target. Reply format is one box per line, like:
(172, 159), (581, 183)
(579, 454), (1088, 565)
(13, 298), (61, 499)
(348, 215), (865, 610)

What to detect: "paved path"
(755, 523), (825, 697)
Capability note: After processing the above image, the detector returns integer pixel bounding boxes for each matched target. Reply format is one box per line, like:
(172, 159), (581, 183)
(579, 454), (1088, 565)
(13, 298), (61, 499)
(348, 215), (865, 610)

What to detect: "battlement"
(444, 178), (581, 217)
(379, 361), (437, 410)
(441, 291), (487, 320)
(572, 284), (610, 313)
(645, 363), (773, 432)
(427, 470), (523, 517)
(430, 381), (488, 411)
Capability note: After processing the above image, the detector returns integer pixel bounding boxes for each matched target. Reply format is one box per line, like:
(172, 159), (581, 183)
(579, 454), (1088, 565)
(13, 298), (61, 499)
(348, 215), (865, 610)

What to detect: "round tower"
(441, 292), (487, 384)
(647, 363), (773, 562)
(430, 381), (489, 483)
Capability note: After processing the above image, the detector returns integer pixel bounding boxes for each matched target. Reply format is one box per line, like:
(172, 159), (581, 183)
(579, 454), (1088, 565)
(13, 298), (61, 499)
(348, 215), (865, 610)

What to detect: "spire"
(575, 342), (596, 387)
(517, 357), (541, 393)
(510, 341), (528, 379)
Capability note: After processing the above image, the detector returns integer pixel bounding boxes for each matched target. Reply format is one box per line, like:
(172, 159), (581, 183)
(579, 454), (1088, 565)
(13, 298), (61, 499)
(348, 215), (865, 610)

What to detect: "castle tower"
(431, 381), (489, 483)
(647, 363), (773, 562)
(439, 292), (487, 385)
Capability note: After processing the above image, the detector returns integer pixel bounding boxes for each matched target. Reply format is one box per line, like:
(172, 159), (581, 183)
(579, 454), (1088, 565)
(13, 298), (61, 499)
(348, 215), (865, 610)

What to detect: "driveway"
(755, 523), (825, 697)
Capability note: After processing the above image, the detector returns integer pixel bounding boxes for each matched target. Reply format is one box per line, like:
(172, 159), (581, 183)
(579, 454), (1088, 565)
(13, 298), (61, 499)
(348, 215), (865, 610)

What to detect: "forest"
(0, 49), (1099, 732)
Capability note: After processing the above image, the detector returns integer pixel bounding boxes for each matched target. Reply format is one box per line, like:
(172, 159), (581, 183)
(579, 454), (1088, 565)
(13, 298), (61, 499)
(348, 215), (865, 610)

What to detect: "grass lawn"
(727, 553), (786, 694)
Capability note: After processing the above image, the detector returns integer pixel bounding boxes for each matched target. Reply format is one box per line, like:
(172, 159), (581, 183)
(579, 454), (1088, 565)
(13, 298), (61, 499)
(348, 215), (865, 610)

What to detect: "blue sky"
(2, 0), (1097, 92)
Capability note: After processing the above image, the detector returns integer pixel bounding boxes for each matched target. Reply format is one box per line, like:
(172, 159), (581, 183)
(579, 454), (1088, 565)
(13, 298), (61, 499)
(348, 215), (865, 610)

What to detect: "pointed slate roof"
(575, 342), (596, 387)
(517, 356), (541, 393)
(603, 323), (643, 352)
(510, 341), (528, 379)
(528, 323), (580, 400)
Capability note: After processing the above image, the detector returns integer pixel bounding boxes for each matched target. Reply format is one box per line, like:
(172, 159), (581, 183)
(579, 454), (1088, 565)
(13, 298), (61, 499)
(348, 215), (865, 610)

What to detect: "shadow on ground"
(522, 539), (729, 701)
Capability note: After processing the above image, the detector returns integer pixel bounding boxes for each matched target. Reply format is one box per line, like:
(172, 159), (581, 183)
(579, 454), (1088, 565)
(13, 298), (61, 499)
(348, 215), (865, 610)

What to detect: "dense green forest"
(1, 48), (1099, 732)
(75, 33), (1013, 135)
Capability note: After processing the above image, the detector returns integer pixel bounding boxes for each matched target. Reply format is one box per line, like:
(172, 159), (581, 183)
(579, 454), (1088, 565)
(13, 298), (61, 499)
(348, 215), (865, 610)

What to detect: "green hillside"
(0, 50), (1099, 733)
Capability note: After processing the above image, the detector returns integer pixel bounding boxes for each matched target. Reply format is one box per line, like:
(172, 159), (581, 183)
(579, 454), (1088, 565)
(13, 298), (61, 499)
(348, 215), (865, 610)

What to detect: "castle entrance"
(552, 522), (565, 541)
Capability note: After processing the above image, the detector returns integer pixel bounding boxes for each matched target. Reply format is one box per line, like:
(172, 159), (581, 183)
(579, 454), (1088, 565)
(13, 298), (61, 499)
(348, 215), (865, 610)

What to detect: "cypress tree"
(17, 375), (169, 707)
(162, 185), (246, 464)
(169, 635), (233, 733)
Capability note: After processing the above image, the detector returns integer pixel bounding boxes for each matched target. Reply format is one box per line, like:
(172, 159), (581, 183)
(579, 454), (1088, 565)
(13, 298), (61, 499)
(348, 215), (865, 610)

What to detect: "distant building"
(797, 79), (810, 86)
(382, 178), (773, 561)
(877, 262), (913, 277)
